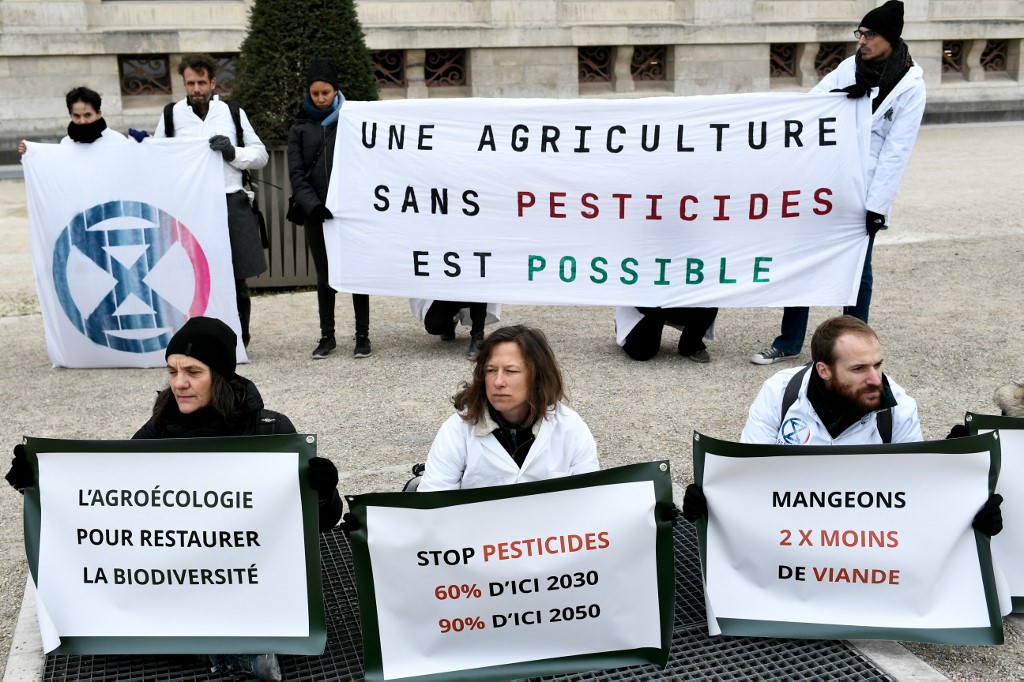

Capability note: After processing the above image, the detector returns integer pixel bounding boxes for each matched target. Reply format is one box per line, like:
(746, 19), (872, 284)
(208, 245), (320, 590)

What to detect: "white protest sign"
(326, 93), (870, 307)
(23, 139), (243, 368)
(970, 414), (1024, 612)
(25, 439), (323, 654)
(350, 466), (673, 682)
(695, 433), (1003, 643)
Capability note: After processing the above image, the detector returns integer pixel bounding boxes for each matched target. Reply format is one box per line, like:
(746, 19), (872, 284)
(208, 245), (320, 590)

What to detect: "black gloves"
(946, 424), (969, 439)
(831, 83), (870, 99)
(309, 204), (334, 222)
(973, 493), (1003, 536)
(208, 135), (236, 162)
(5, 444), (33, 492)
(866, 211), (886, 236)
(340, 512), (361, 537)
(307, 457), (339, 498)
(681, 484), (707, 523)
(663, 505), (681, 526)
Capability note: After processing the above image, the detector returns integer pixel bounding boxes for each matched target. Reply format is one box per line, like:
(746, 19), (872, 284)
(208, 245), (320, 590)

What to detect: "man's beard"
(188, 92), (212, 108)
(827, 376), (882, 412)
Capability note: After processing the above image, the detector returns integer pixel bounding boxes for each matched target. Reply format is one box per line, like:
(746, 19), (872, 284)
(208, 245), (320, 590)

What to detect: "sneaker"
(687, 348), (711, 364)
(750, 346), (798, 365)
(353, 334), (372, 358)
(467, 332), (483, 359)
(311, 335), (336, 359)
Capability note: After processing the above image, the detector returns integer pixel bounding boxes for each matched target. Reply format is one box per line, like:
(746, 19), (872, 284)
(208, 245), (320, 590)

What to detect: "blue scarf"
(303, 92), (344, 128)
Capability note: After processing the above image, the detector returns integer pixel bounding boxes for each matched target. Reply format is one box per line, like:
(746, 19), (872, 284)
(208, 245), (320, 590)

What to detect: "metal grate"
(44, 524), (894, 681)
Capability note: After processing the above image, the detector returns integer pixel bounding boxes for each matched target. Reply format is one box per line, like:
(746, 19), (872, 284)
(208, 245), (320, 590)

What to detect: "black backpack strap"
(877, 408), (893, 444)
(226, 100), (245, 147)
(780, 363), (812, 427)
(162, 102), (176, 137)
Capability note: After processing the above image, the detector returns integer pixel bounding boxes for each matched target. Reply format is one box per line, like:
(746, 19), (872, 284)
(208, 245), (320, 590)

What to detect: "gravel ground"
(0, 122), (1021, 679)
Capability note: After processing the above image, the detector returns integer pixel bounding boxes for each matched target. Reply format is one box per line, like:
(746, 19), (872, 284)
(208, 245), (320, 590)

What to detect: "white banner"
(33, 448), (309, 651)
(695, 434), (1003, 642)
(326, 93), (870, 307)
(363, 481), (661, 680)
(23, 139), (243, 368)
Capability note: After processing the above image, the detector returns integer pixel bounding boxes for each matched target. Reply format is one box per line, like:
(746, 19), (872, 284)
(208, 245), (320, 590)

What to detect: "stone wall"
(1, 0), (1022, 156)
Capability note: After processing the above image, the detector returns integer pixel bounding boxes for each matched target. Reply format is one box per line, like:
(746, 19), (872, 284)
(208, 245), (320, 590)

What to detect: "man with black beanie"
(751, 0), (925, 366)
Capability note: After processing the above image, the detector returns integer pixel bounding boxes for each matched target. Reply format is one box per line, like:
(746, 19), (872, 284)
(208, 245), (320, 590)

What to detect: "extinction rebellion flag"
(23, 139), (243, 368)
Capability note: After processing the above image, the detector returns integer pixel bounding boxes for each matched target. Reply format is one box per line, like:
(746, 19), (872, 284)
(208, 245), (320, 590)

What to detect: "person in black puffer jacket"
(288, 59), (371, 360)
(7, 317), (343, 682)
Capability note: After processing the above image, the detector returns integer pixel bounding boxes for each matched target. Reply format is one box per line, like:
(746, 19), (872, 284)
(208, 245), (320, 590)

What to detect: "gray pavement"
(0, 122), (1022, 679)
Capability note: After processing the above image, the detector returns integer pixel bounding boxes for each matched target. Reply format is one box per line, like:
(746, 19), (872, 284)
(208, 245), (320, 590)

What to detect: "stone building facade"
(1, 0), (1022, 157)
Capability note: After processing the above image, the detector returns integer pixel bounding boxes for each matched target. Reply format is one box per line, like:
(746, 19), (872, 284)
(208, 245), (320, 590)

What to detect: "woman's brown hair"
(452, 325), (567, 425)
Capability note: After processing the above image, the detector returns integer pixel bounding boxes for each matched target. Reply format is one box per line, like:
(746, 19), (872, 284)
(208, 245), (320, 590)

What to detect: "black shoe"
(353, 334), (372, 358)
(467, 332), (483, 359)
(311, 335), (336, 359)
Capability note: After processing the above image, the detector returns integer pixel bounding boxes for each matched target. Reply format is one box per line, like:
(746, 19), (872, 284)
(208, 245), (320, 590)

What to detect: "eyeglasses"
(854, 30), (878, 40)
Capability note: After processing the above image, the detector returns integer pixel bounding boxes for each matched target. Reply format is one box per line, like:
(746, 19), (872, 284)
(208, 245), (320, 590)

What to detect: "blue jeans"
(772, 234), (875, 354)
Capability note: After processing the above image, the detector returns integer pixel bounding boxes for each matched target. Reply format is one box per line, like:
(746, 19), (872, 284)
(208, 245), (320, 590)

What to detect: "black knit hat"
(307, 59), (339, 89)
(860, 0), (904, 47)
(165, 317), (237, 379)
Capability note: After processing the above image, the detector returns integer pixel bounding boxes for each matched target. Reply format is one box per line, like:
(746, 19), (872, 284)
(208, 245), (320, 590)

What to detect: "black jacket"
(133, 377), (343, 530)
(287, 110), (336, 218)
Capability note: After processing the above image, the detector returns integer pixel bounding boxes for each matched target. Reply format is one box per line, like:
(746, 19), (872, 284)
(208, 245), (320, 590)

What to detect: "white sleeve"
(230, 108), (269, 171)
(740, 379), (784, 444)
(418, 416), (470, 492)
(566, 413), (599, 475)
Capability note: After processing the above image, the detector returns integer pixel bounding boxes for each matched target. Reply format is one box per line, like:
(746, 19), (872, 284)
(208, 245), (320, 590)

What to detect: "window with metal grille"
(372, 50), (406, 88)
(814, 43), (845, 77)
(942, 40), (965, 73)
(770, 44), (797, 78)
(118, 55), (172, 96)
(425, 49), (466, 87)
(631, 46), (667, 81)
(981, 40), (1008, 72)
(579, 46), (613, 83)
(212, 54), (238, 95)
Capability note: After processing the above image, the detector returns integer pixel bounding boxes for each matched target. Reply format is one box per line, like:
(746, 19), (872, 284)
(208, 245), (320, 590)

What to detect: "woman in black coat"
(288, 59), (371, 360)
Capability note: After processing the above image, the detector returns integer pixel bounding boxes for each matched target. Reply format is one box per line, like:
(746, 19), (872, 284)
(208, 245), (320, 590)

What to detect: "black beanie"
(165, 317), (237, 379)
(860, 0), (904, 47)
(307, 59), (339, 89)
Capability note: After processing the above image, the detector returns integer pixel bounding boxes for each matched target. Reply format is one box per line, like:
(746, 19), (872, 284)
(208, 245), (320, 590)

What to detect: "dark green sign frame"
(967, 412), (1024, 612)
(22, 434), (326, 655)
(692, 431), (1003, 645)
(347, 461), (675, 682)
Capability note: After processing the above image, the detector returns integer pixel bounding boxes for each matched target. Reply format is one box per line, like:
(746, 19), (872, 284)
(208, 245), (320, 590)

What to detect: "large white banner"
(694, 433), (1004, 644)
(326, 93), (870, 307)
(23, 139), (243, 368)
(348, 463), (674, 682)
(22, 435), (326, 655)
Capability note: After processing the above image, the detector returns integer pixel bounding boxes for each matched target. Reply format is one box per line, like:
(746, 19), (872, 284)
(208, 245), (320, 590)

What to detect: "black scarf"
(67, 117), (107, 144)
(487, 405), (537, 468)
(807, 368), (897, 439)
(854, 40), (913, 113)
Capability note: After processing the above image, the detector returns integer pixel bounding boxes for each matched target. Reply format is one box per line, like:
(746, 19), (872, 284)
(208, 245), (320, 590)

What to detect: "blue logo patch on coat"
(780, 417), (812, 445)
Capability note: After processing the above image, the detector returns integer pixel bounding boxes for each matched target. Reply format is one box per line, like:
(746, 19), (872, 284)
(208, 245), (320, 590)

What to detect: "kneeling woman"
(419, 325), (599, 491)
(134, 316), (343, 681)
